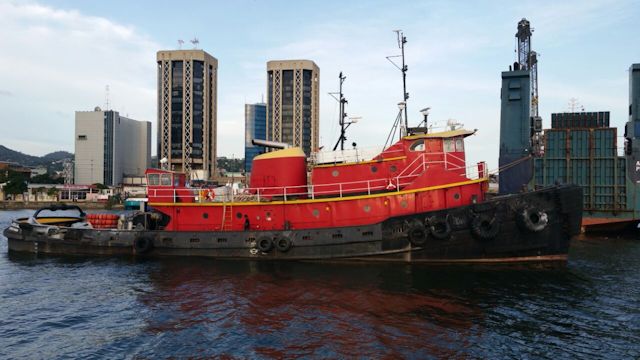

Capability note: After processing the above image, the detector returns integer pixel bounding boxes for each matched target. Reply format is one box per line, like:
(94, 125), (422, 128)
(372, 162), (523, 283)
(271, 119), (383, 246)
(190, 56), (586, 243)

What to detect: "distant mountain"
(42, 151), (74, 163)
(0, 145), (73, 167)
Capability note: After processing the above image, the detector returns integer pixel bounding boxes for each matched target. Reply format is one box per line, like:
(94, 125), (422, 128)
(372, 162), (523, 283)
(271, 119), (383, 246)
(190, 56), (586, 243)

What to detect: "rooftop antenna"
(386, 30), (409, 136)
(190, 37), (199, 49)
(104, 85), (110, 111)
(178, 39), (184, 49)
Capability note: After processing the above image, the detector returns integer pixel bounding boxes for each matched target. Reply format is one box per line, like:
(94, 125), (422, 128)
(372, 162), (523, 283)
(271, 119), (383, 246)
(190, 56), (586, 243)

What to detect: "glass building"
(244, 103), (267, 173)
(157, 50), (218, 179)
(267, 60), (319, 156)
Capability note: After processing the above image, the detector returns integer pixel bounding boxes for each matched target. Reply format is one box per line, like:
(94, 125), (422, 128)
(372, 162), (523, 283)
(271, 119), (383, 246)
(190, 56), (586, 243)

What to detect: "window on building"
(78, 135), (87, 140)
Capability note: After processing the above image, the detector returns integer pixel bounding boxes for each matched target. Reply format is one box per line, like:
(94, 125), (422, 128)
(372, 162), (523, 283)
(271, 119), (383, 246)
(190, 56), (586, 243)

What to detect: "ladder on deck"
(221, 204), (233, 231)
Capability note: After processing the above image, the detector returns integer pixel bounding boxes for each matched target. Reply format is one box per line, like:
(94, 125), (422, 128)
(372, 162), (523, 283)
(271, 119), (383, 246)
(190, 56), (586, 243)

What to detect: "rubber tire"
(471, 214), (500, 241)
(429, 217), (452, 240)
(517, 207), (549, 233)
(257, 236), (273, 253)
(275, 236), (292, 252)
(407, 222), (428, 246)
(134, 237), (154, 254)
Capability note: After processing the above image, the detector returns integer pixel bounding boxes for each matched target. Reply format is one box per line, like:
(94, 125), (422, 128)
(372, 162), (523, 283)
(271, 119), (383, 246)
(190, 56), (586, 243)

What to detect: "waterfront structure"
(74, 108), (151, 186)
(244, 102), (267, 173)
(0, 161), (31, 178)
(266, 60), (319, 155)
(157, 50), (218, 180)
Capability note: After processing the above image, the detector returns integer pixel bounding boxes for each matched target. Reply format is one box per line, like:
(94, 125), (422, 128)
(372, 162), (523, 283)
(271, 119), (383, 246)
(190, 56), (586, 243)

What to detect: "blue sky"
(0, 0), (638, 170)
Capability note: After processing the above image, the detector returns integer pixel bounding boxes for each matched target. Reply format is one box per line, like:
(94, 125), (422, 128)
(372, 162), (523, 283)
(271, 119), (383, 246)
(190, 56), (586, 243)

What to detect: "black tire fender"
(428, 216), (452, 240)
(275, 236), (292, 252)
(517, 207), (549, 232)
(134, 236), (154, 254)
(256, 236), (273, 253)
(407, 221), (428, 246)
(471, 213), (500, 240)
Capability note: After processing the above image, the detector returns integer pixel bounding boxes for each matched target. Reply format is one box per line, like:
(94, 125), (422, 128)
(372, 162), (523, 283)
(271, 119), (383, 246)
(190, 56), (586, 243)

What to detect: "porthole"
(236, 212), (243, 219)
(332, 170), (339, 177)
(390, 165), (397, 173)
(363, 205), (371, 213)
(202, 212), (209, 219)
(400, 200), (408, 208)
(453, 193), (460, 200)
(371, 166), (378, 173)
(312, 209), (320, 218)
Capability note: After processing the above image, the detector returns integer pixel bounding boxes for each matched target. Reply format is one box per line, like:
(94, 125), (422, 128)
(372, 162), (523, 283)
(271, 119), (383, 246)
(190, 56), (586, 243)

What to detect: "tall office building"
(244, 102), (267, 173)
(74, 108), (151, 186)
(157, 50), (218, 179)
(266, 60), (319, 155)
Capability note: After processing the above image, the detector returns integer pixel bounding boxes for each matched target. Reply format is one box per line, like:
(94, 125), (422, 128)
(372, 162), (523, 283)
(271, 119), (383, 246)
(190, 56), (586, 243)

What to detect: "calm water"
(0, 210), (639, 359)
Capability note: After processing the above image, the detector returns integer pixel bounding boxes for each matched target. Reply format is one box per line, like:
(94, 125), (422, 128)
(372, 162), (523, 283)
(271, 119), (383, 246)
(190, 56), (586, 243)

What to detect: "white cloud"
(0, 1), (159, 156)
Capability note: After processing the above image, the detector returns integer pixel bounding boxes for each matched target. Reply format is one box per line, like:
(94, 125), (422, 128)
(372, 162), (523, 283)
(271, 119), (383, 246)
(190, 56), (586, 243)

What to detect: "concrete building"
(157, 49), (218, 179)
(266, 60), (319, 155)
(74, 108), (151, 186)
(244, 102), (267, 173)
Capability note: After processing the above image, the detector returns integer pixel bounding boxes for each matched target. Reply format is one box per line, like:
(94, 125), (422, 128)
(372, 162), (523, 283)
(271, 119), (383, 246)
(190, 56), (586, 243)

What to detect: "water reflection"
(2, 208), (639, 358)
(132, 259), (588, 358)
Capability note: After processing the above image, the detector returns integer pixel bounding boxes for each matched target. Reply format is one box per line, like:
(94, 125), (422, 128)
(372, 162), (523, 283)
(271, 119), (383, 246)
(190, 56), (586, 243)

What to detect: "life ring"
(256, 236), (273, 252)
(471, 214), (500, 240)
(428, 216), (451, 240)
(517, 207), (548, 232)
(275, 236), (292, 252)
(134, 236), (154, 254)
(407, 221), (428, 246)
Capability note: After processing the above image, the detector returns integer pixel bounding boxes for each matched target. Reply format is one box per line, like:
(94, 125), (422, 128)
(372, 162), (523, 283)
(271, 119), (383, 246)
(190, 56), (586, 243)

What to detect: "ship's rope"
(488, 155), (533, 176)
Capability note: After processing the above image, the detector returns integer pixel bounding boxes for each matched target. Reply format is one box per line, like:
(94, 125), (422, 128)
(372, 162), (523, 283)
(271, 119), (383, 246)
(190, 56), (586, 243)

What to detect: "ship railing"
(147, 154), (486, 204)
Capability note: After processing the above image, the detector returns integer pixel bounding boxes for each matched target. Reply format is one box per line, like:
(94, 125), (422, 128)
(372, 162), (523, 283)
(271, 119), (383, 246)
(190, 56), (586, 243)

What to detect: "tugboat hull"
(4, 185), (582, 263)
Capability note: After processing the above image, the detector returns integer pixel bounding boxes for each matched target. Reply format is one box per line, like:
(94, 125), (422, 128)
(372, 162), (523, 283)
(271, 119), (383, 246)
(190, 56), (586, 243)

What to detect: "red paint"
(147, 132), (488, 232)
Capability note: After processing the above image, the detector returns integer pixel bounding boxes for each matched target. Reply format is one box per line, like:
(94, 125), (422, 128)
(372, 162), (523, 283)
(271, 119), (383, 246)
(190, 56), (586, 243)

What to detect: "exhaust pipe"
(252, 139), (290, 149)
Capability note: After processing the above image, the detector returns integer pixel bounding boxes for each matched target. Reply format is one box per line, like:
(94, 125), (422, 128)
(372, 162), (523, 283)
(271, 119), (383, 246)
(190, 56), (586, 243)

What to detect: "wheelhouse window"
(148, 174), (160, 186)
(455, 138), (464, 152)
(160, 173), (172, 186)
(410, 139), (425, 152)
(444, 139), (455, 152)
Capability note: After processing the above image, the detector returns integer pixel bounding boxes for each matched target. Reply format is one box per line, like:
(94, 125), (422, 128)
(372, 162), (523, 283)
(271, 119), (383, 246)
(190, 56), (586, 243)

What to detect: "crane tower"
(515, 18), (543, 155)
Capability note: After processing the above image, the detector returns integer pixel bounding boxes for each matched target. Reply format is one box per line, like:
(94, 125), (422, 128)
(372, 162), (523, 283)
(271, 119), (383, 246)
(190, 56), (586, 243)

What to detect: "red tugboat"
(4, 127), (583, 263)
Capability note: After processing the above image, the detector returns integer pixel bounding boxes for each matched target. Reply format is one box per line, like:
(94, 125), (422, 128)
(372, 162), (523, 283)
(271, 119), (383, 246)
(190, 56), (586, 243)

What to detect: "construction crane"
(516, 18), (543, 155)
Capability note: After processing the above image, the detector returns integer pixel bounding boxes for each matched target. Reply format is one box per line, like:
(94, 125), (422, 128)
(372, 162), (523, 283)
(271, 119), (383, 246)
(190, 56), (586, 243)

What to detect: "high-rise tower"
(266, 60), (319, 155)
(157, 50), (218, 179)
(244, 102), (267, 173)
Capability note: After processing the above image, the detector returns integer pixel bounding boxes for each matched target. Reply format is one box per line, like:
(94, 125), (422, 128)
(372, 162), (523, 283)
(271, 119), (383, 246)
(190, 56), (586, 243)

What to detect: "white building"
(74, 107), (151, 186)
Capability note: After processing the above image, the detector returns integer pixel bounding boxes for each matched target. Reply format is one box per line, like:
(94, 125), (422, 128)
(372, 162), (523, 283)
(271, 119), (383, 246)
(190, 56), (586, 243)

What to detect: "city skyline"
(0, 0), (638, 170)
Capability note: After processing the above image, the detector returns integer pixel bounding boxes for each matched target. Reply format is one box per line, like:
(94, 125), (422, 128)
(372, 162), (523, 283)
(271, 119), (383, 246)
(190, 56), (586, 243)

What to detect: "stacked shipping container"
(551, 112), (610, 129)
(533, 112), (626, 212)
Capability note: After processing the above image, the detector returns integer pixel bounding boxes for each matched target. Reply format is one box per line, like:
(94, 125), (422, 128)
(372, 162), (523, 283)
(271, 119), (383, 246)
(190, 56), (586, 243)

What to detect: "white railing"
(148, 153), (487, 204)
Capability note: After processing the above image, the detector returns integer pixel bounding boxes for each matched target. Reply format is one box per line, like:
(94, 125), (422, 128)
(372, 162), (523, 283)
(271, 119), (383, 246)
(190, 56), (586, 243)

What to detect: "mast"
(332, 72), (349, 151)
(387, 30), (409, 138)
(400, 32), (408, 131)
